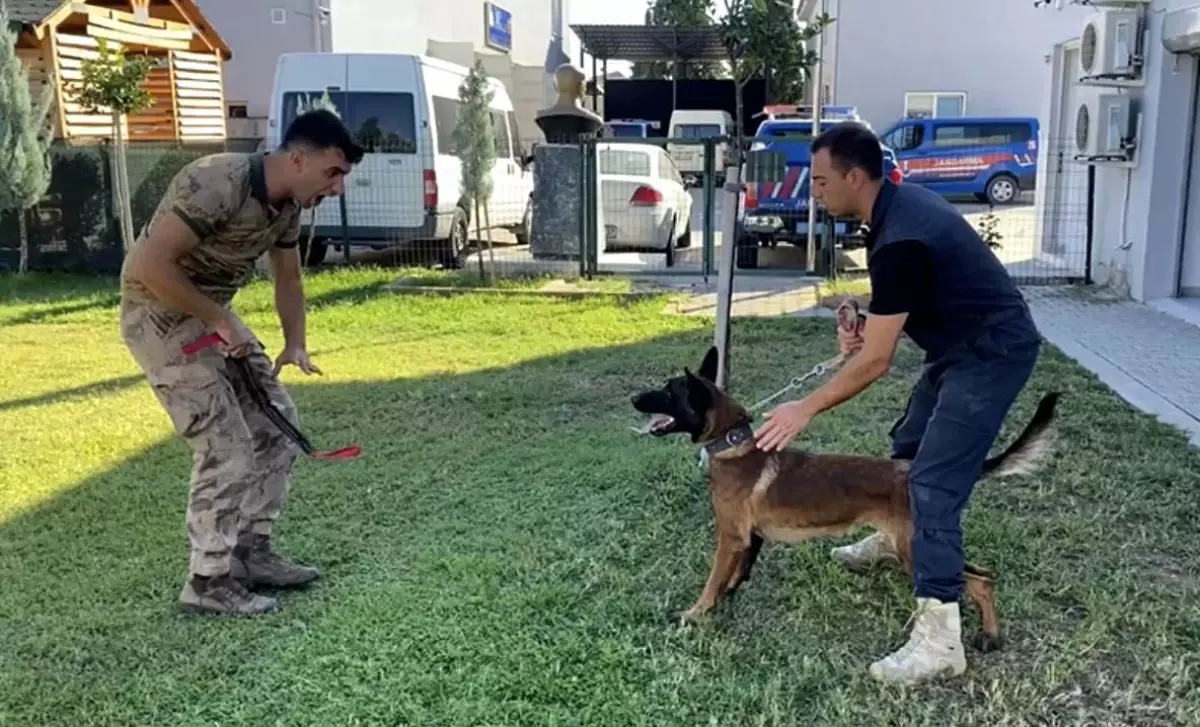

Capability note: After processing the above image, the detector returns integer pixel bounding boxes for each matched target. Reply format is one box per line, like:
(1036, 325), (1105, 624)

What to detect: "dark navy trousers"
(889, 316), (1041, 603)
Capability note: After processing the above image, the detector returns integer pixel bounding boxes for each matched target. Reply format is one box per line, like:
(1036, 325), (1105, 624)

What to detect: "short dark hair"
(810, 122), (883, 180)
(282, 109), (365, 165)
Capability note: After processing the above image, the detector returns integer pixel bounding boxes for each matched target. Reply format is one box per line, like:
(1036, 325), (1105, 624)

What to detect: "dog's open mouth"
(632, 414), (676, 436)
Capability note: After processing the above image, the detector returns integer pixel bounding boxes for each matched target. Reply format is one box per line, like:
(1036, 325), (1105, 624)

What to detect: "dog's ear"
(698, 346), (719, 382)
(684, 368), (713, 417)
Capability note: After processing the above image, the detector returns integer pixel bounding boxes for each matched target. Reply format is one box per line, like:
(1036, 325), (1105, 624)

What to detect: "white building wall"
(329, 0), (572, 146)
(1038, 0), (1200, 302)
(808, 0), (1093, 132)
(196, 0), (574, 143)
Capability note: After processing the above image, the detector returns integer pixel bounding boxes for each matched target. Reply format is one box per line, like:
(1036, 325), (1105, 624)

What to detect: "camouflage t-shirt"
(121, 152), (302, 308)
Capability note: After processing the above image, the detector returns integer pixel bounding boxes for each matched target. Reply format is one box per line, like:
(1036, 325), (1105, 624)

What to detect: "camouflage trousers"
(120, 300), (300, 577)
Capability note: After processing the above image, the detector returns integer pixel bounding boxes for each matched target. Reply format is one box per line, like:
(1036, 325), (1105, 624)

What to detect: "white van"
(268, 53), (535, 267)
(665, 109), (735, 188)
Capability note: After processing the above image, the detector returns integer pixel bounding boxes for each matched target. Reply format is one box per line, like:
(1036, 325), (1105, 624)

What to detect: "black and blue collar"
(702, 423), (756, 457)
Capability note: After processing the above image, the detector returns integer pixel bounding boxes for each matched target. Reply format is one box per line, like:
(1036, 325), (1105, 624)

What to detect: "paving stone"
(1022, 285), (1200, 442)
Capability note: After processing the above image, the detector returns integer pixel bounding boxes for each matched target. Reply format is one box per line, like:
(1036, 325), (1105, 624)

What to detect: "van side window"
(281, 91), (418, 154)
(932, 122), (1032, 148)
(883, 124), (924, 152)
(431, 96), (462, 155)
(488, 110), (512, 159)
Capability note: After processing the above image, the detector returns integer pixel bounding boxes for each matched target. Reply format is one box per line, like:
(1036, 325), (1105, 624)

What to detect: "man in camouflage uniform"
(120, 110), (365, 615)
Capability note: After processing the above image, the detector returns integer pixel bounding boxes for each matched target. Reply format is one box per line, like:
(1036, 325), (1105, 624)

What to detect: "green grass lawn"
(1, 268), (1198, 726)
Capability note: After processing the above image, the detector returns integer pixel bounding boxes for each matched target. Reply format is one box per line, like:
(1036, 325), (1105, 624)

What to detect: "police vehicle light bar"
(753, 104), (862, 121)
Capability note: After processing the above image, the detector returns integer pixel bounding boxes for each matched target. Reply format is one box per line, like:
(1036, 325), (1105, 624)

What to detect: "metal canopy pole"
(805, 0), (827, 274)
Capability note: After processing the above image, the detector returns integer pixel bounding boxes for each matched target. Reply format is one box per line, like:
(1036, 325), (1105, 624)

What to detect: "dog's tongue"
(631, 414), (675, 435)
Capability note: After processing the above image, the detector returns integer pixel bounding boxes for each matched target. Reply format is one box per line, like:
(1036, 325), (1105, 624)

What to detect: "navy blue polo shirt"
(864, 178), (1039, 361)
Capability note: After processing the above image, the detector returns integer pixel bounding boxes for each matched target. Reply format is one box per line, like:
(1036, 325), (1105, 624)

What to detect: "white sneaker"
(869, 598), (967, 685)
(830, 531), (899, 571)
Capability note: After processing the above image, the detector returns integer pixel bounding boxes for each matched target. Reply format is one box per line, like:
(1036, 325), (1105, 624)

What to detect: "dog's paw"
(972, 631), (1005, 653)
(677, 608), (704, 627)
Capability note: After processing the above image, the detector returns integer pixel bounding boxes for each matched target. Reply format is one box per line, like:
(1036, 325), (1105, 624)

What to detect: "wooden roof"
(6, 0), (231, 59)
(5, 0), (64, 25)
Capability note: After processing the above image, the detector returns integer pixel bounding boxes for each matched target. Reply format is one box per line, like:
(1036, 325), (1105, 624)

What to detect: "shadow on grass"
(0, 374), (144, 413)
(0, 272), (117, 306)
(2, 293), (121, 326)
(2, 329), (1199, 726)
(306, 278), (391, 309)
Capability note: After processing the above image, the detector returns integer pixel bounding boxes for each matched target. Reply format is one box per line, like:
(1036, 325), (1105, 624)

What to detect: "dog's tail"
(980, 392), (1061, 478)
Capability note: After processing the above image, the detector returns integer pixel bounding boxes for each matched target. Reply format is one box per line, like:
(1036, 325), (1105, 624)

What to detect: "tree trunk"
(482, 202), (495, 284)
(17, 208), (30, 275)
(473, 198), (486, 282)
(111, 112), (135, 253)
(119, 128), (135, 250)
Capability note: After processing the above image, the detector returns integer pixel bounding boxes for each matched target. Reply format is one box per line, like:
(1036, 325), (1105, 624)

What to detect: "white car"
(597, 143), (693, 265)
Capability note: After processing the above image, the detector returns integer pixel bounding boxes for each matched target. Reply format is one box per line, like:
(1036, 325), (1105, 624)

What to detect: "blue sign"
(485, 2), (512, 53)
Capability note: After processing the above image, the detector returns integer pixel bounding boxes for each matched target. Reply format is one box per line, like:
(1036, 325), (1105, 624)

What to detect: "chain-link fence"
(0, 138), (263, 275)
(2, 132), (1096, 290)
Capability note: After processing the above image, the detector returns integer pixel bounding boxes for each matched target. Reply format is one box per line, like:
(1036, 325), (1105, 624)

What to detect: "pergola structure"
(7, 0), (233, 142)
(568, 24), (733, 109)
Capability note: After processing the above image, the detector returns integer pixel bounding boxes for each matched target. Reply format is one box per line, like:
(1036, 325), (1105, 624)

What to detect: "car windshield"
(672, 124), (723, 139)
(608, 124), (646, 138)
(599, 148), (652, 176)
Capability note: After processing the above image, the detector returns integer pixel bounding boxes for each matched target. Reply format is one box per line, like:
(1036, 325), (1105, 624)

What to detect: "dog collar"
(703, 424), (756, 457)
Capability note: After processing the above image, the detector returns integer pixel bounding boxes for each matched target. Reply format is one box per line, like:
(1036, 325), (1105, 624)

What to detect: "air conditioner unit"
(1073, 92), (1135, 162)
(1077, 8), (1142, 83)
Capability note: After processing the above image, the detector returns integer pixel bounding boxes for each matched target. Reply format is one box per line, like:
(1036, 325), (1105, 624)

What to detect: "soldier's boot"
(231, 533), (320, 588)
(869, 598), (967, 685)
(179, 572), (278, 615)
(830, 531), (900, 572)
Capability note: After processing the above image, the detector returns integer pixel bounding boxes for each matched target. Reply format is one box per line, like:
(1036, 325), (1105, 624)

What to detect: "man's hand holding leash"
(754, 299), (903, 452)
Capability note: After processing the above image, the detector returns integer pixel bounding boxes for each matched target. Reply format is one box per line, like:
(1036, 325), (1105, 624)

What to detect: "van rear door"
(273, 54), (349, 233)
(342, 55), (425, 234)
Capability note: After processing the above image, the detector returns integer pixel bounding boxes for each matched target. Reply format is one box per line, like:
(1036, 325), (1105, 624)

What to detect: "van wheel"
(514, 198), (532, 245)
(442, 208), (470, 269)
(985, 174), (1019, 205)
(298, 237), (327, 267)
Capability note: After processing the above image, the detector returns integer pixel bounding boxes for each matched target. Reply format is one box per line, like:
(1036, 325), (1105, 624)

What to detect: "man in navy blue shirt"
(754, 122), (1042, 685)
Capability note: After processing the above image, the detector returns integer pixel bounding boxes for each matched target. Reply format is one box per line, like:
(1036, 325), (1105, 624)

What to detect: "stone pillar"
(529, 63), (605, 262)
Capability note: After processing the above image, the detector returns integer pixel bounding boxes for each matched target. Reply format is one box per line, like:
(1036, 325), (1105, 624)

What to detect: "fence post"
(702, 139), (716, 281)
(586, 139), (599, 278)
(1085, 164), (1095, 285)
(577, 140), (588, 279)
(714, 163), (740, 391)
(339, 195), (350, 263)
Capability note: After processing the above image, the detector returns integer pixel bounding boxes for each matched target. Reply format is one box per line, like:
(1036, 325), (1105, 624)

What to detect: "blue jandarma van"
(878, 116), (1039, 205)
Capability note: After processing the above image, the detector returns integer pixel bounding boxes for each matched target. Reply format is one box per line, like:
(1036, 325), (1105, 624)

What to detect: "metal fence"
(294, 133), (1097, 287)
(0, 138), (263, 275)
(1, 133), (1096, 289)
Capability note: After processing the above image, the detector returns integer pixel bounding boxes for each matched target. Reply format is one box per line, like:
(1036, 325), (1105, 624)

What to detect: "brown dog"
(630, 345), (1059, 651)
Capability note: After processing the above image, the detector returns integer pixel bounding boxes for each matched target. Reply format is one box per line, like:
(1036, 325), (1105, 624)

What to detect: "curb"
(383, 284), (669, 302)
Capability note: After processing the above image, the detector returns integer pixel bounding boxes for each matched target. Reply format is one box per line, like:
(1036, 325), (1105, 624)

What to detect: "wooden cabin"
(7, 0), (233, 142)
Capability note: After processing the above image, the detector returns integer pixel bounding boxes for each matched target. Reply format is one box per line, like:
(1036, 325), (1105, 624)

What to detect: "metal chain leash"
(744, 352), (846, 413)
(744, 298), (865, 413)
